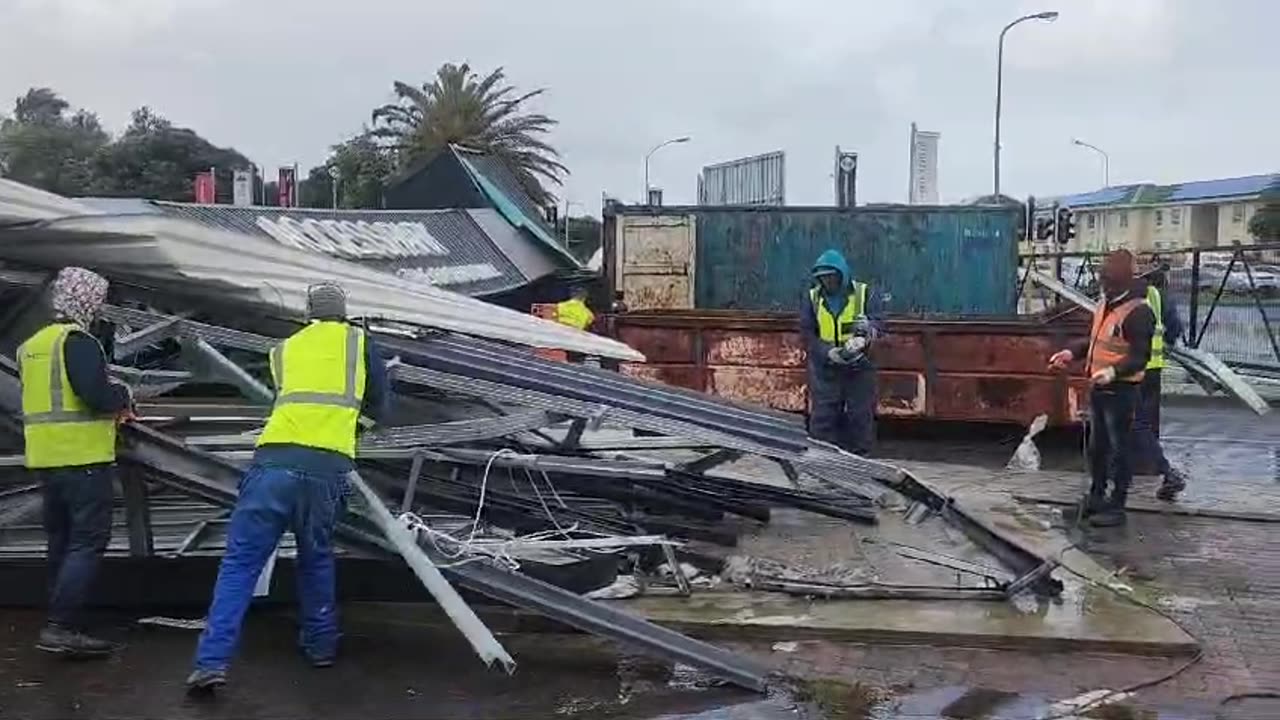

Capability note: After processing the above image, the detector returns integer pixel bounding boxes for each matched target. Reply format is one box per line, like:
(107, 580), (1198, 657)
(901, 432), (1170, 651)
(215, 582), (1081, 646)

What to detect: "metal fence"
(1018, 243), (1280, 371)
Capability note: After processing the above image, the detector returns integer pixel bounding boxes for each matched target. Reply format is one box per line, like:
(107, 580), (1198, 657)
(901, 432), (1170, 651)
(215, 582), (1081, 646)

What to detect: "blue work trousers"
(41, 465), (115, 628)
(808, 363), (877, 455)
(1088, 384), (1139, 509)
(194, 464), (349, 671)
(1130, 369), (1171, 476)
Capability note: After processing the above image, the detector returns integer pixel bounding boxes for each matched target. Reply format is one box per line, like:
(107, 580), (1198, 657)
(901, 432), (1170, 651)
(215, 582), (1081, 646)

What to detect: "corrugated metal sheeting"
(697, 152), (785, 206)
(607, 205), (1021, 315)
(0, 183), (644, 360)
(148, 202), (528, 296)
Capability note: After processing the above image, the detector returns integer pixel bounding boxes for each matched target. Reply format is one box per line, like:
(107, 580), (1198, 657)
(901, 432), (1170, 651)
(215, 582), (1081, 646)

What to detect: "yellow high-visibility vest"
(809, 283), (868, 343)
(19, 323), (117, 469)
(257, 321), (367, 458)
(1146, 285), (1166, 370)
(555, 298), (595, 331)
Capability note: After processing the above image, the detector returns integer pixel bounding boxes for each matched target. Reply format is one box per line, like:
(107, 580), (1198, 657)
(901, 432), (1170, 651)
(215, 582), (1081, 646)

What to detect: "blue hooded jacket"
(801, 249), (884, 368)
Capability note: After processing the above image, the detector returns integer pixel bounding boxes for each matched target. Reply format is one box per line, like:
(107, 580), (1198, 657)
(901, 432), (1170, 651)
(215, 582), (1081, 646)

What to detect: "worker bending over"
(189, 283), (389, 692)
(20, 267), (132, 658)
(1050, 250), (1155, 527)
(801, 249), (884, 456)
(555, 284), (596, 364)
(555, 284), (595, 332)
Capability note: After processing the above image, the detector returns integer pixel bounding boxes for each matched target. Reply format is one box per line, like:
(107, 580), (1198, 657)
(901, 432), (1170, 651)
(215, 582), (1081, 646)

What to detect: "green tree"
(0, 88), (109, 196)
(89, 106), (251, 201)
(371, 63), (566, 204)
(300, 132), (395, 209)
(1249, 198), (1280, 241)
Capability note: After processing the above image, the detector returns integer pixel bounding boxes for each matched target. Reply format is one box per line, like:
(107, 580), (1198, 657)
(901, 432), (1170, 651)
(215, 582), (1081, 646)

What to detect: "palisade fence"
(1017, 243), (1280, 372)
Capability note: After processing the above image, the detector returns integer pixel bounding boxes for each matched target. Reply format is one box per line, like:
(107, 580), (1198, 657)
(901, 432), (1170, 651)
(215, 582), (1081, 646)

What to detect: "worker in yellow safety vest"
(1131, 266), (1189, 501)
(801, 249), (884, 456)
(19, 267), (132, 659)
(555, 284), (595, 332)
(189, 282), (389, 693)
(1049, 250), (1156, 528)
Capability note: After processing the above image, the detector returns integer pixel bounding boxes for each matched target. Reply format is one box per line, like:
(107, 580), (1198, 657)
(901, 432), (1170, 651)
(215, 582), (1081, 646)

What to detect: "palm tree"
(372, 63), (566, 204)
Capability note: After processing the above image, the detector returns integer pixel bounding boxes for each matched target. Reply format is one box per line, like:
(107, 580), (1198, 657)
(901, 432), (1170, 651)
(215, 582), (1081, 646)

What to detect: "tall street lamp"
(993, 10), (1059, 199)
(644, 136), (691, 202)
(1072, 138), (1110, 187)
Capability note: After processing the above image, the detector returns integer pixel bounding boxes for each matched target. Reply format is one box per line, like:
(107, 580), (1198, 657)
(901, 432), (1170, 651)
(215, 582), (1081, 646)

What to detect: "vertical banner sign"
(278, 166), (297, 208)
(232, 169), (253, 206)
(193, 171), (216, 204)
(908, 123), (940, 205)
(834, 147), (858, 208)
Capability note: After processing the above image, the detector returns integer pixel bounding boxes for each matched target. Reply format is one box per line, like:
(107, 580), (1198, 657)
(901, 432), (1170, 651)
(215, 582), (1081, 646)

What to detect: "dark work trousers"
(41, 465), (115, 628)
(808, 363), (877, 455)
(1131, 369), (1171, 476)
(1088, 384), (1139, 509)
(194, 464), (349, 672)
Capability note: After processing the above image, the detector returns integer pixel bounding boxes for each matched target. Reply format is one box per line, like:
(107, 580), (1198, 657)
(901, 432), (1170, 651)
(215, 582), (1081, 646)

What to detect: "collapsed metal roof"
(0, 179), (642, 361)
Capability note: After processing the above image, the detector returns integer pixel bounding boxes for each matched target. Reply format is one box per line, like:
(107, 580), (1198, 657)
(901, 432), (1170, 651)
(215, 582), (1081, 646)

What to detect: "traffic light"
(1036, 216), (1056, 241)
(1055, 206), (1076, 245)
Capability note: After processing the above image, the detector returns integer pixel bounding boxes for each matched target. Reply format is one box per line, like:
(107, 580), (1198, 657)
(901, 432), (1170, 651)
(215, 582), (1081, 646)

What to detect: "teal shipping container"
(690, 206), (1021, 314)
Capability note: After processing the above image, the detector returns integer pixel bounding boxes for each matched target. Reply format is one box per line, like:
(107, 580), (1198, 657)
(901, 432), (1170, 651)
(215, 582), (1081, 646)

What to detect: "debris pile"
(0, 179), (1067, 692)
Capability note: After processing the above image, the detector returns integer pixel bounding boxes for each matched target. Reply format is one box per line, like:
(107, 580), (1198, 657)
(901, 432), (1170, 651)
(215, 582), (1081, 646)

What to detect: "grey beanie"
(306, 282), (347, 320)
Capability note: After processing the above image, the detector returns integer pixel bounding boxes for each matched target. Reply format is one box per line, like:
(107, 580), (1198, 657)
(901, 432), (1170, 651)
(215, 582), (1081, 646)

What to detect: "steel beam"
(180, 337), (274, 405)
(121, 470), (155, 557)
(114, 315), (184, 359)
(108, 422), (771, 692)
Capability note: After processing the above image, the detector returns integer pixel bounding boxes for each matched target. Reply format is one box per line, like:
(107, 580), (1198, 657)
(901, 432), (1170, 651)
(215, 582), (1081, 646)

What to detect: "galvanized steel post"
(994, 11), (1059, 199)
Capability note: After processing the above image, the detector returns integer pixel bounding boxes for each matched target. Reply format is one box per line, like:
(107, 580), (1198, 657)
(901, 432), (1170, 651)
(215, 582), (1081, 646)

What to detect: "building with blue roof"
(1038, 172), (1280, 254)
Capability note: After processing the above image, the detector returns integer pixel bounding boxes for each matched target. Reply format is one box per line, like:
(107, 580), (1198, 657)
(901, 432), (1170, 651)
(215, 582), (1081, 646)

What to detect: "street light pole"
(994, 10), (1059, 199)
(643, 136), (691, 203)
(1072, 138), (1110, 187)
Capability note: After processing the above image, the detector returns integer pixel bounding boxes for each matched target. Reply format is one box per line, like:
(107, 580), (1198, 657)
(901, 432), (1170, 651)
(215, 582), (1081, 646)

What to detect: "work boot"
(186, 668), (227, 694)
(1089, 508), (1128, 528)
(36, 624), (114, 658)
(1156, 468), (1188, 501)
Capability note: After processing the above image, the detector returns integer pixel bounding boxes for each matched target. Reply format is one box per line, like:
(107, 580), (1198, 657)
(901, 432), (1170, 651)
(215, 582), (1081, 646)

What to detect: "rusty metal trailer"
(606, 310), (1090, 427)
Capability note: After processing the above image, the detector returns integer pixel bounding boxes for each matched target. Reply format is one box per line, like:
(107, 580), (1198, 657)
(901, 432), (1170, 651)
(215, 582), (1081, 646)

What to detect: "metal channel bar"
(427, 332), (804, 427)
(109, 421), (770, 692)
(378, 334), (810, 451)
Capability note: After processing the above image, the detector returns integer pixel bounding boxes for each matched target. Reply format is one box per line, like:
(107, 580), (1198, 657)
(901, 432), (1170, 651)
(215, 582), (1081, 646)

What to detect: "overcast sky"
(2, 0), (1275, 209)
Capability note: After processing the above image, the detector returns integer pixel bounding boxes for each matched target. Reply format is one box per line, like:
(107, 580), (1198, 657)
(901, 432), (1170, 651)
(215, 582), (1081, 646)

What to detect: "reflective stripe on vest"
(1087, 297), (1147, 383)
(1146, 286), (1165, 370)
(809, 283), (867, 343)
(18, 323), (117, 469)
(256, 321), (367, 458)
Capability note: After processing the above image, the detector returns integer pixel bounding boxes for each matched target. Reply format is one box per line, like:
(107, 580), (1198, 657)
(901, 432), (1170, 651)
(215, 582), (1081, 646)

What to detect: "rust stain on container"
(929, 334), (1061, 374)
(878, 372), (926, 417)
(617, 326), (696, 364)
(704, 330), (805, 367)
(708, 367), (807, 412)
(620, 364), (707, 392)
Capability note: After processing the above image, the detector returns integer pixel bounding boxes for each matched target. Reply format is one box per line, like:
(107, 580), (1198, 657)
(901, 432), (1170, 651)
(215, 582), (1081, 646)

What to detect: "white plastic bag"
(1006, 414), (1049, 471)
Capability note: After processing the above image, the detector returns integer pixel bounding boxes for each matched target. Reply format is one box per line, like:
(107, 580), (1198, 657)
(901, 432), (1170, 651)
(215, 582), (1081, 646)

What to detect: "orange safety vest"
(1086, 297), (1147, 383)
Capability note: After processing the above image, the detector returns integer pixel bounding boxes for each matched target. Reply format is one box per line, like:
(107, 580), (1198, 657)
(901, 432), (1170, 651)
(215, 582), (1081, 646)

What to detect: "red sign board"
(278, 166), (297, 208)
(193, 171), (216, 204)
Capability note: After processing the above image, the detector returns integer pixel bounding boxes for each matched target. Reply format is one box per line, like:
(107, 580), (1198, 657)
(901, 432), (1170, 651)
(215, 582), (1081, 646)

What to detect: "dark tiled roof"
(148, 202), (528, 296)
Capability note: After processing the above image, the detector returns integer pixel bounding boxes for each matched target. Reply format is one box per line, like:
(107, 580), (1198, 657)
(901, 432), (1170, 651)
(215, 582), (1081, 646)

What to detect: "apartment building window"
(1171, 207), (1182, 225)
(1232, 204), (1246, 224)
(1087, 213), (1096, 231)
(1155, 210), (1163, 227)
(1119, 211), (1129, 229)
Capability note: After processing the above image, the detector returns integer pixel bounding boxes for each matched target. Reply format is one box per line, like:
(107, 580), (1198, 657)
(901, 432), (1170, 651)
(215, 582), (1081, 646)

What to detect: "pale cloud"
(0, 0), (1275, 209)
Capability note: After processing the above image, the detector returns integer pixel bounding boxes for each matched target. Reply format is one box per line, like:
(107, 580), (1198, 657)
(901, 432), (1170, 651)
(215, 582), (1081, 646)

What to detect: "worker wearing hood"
(800, 249), (883, 455)
(19, 267), (132, 658)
